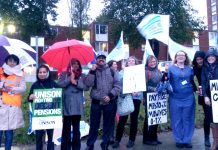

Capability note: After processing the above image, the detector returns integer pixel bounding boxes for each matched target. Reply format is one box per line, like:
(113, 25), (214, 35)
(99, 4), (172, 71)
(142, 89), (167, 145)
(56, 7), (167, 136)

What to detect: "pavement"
(2, 128), (211, 150)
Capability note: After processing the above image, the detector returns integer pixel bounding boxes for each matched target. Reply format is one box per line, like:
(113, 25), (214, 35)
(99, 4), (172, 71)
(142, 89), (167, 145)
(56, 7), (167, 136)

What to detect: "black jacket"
(201, 49), (218, 99)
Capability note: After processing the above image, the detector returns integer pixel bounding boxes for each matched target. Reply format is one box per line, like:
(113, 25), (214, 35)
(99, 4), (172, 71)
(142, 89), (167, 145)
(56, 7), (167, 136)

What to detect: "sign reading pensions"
(32, 88), (62, 130)
(210, 80), (218, 123)
(147, 92), (168, 126)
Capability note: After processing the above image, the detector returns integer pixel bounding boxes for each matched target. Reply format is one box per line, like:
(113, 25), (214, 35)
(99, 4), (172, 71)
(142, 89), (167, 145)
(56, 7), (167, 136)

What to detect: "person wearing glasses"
(168, 50), (197, 148)
(0, 54), (26, 150)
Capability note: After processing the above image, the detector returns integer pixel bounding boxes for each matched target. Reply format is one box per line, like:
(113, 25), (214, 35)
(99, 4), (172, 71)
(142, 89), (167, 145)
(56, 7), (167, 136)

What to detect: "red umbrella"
(41, 39), (95, 72)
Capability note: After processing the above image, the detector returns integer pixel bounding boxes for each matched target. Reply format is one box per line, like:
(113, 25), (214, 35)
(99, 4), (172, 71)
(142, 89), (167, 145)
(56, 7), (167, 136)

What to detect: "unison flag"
(143, 39), (154, 64)
(137, 14), (170, 45)
(106, 31), (126, 62)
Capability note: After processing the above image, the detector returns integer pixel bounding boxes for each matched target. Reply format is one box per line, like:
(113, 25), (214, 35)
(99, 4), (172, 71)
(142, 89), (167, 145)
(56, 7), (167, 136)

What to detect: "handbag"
(117, 94), (134, 116)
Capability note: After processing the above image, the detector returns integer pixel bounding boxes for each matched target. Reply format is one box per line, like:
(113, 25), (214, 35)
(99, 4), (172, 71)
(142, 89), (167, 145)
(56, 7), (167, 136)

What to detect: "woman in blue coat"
(168, 50), (197, 148)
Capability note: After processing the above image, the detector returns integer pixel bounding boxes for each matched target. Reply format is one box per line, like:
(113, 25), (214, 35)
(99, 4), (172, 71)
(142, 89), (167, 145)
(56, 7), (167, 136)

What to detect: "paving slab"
(3, 128), (211, 150)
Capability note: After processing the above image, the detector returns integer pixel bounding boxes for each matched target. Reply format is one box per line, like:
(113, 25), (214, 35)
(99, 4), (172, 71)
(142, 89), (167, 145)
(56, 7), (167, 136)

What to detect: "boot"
(205, 135), (211, 147)
(210, 124), (218, 150)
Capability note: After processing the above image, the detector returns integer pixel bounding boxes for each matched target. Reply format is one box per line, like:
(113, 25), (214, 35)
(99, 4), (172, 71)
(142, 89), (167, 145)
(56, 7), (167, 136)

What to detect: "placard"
(210, 80), (218, 123)
(147, 92), (168, 126)
(123, 64), (146, 94)
(32, 88), (62, 130)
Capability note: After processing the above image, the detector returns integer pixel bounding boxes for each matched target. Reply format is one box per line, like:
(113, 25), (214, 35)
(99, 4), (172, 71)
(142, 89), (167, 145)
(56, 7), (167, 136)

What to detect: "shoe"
(205, 137), (211, 147)
(176, 143), (184, 148)
(109, 139), (115, 145)
(143, 141), (158, 146)
(100, 143), (109, 150)
(126, 140), (134, 148)
(112, 141), (119, 148)
(85, 145), (94, 150)
(184, 143), (192, 148)
(156, 140), (162, 144)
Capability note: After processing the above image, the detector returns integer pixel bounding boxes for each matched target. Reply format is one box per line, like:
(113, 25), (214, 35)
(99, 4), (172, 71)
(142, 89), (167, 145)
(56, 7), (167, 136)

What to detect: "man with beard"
(84, 52), (121, 150)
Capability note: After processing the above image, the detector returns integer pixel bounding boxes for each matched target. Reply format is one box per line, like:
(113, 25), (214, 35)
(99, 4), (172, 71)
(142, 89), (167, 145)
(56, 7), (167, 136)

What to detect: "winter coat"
(58, 72), (88, 116)
(192, 51), (205, 105)
(201, 49), (218, 99)
(145, 56), (162, 93)
(84, 65), (121, 101)
(0, 68), (26, 130)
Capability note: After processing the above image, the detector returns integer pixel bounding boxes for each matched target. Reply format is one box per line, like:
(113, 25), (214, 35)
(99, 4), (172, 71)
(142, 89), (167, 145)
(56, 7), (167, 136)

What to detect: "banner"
(137, 14), (170, 45)
(143, 39), (154, 64)
(210, 80), (218, 123)
(106, 31), (127, 62)
(147, 92), (168, 126)
(123, 64), (146, 94)
(32, 88), (62, 130)
(168, 38), (197, 61)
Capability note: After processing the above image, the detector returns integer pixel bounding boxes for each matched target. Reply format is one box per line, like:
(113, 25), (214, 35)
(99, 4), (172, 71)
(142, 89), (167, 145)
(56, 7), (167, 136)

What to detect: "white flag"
(106, 31), (126, 62)
(143, 39), (154, 64)
(168, 38), (197, 61)
(137, 14), (170, 45)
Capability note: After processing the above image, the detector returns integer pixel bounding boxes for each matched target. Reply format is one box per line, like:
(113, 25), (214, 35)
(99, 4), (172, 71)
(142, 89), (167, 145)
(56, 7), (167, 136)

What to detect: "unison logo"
(39, 119), (55, 125)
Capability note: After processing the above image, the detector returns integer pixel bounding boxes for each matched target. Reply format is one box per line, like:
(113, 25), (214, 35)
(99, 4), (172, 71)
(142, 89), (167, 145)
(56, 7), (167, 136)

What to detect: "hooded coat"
(201, 49), (218, 99)
(192, 51), (205, 105)
(28, 65), (59, 102)
(0, 64), (26, 130)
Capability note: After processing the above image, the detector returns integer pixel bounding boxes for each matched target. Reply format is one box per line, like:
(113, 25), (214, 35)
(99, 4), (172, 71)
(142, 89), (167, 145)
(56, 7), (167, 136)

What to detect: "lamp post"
(7, 24), (16, 34)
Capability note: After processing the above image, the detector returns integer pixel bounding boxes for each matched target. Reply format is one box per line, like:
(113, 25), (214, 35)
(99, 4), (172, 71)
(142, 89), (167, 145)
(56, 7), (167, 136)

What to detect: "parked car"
(158, 61), (173, 72)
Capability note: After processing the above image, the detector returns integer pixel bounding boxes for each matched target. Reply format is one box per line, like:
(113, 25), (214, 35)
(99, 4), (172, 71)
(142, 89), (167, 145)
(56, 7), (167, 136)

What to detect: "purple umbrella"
(0, 36), (36, 68)
(0, 35), (10, 46)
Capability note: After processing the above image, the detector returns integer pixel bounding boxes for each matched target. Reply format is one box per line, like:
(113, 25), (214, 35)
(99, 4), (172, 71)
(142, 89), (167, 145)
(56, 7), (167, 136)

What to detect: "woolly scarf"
(2, 63), (23, 76)
(207, 63), (216, 80)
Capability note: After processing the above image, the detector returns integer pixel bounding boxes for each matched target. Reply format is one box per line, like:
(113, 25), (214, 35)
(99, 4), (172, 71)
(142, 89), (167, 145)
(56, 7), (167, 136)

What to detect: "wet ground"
(5, 128), (210, 150)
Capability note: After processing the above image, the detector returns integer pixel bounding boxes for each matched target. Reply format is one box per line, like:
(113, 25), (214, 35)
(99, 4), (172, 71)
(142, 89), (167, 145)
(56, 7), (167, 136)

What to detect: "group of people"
(0, 48), (218, 150)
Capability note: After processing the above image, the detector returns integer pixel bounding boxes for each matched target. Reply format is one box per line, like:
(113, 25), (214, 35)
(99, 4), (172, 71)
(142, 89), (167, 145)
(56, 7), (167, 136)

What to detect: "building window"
(211, 0), (216, 4)
(95, 42), (108, 52)
(212, 24), (217, 30)
(212, 5), (216, 13)
(208, 31), (217, 47)
(212, 14), (217, 23)
(95, 24), (108, 34)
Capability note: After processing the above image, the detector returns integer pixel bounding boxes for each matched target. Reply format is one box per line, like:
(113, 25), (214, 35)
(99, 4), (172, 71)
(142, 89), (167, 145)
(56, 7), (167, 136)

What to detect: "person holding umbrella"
(0, 54), (26, 150)
(84, 52), (121, 150)
(58, 58), (88, 150)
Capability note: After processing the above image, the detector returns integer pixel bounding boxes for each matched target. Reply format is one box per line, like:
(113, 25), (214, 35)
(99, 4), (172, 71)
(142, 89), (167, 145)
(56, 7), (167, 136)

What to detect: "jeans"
(202, 104), (212, 138)
(87, 101), (115, 148)
(35, 129), (54, 150)
(0, 130), (14, 150)
(61, 115), (81, 150)
(109, 98), (117, 141)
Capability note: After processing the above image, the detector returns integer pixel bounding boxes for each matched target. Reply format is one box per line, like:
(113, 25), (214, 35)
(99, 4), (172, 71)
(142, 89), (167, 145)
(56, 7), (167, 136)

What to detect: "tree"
(98, 0), (205, 48)
(67, 0), (90, 40)
(0, 0), (59, 41)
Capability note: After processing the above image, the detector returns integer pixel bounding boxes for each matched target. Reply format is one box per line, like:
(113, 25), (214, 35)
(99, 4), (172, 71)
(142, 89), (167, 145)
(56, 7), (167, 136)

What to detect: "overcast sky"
(48, 0), (207, 26)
